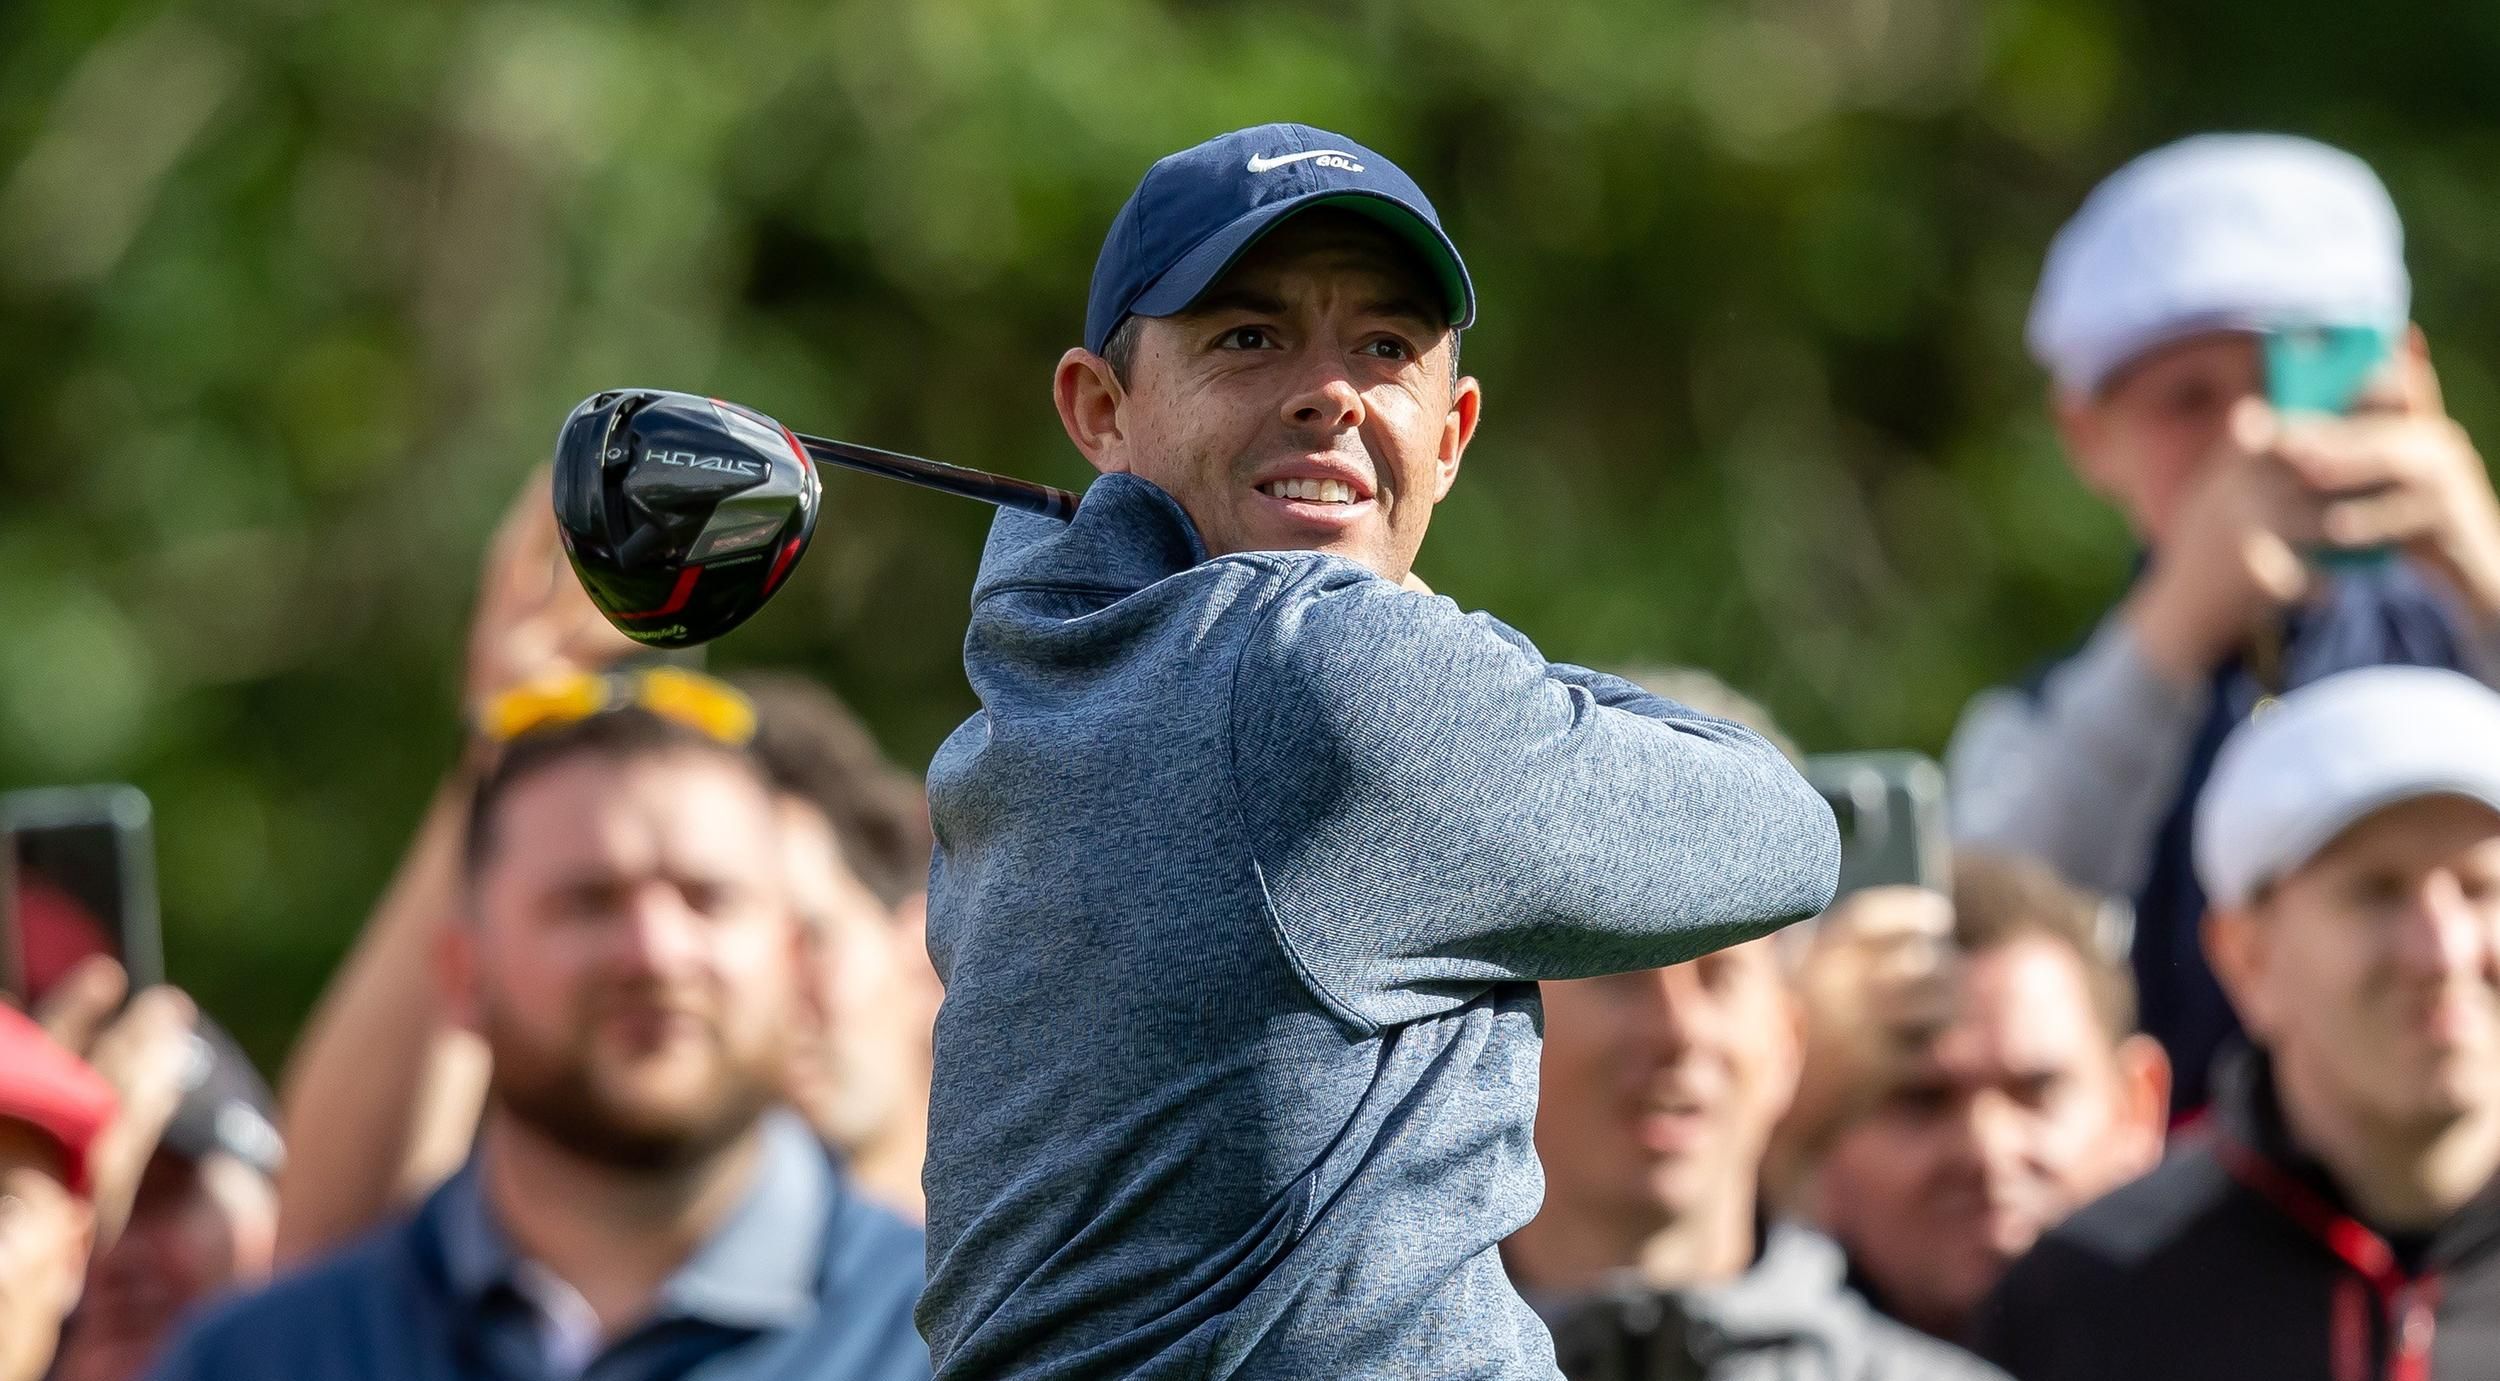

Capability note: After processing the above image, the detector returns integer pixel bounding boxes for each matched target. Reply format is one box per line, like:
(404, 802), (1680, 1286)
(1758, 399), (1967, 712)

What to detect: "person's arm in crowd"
(271, 780), (489, 1264)
(1948, 393), (2315, 897)
(1955, 341), (2500, 898)
(1942, 615), (2207, 900)
(274, 469), (633, 1264)
(1954, 371), (2395, 896)
(1231, 567), (1839, 1028)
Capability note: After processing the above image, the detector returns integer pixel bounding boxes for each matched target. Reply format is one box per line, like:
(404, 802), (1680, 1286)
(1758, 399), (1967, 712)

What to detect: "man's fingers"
(85, 985), (197, 1089)
(2274, 415), (2475, 499)
(2401, 325), (2446, 417)
(464, 465), (638, 706)
(480, 466), (563, 609)
(32, 955), (128, 1054)
(2243, 529), (2314, 604)
(2320, 488), (2441, 551)
(2271, 417), (2411, 492)
(80, 986), (199, 1249)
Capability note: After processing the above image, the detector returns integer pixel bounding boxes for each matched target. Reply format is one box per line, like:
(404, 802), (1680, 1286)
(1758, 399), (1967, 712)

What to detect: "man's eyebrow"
(1363, 296), (1444, 331)
(1180, 288), (1443, 329)
(1185, 288), (1290, 318)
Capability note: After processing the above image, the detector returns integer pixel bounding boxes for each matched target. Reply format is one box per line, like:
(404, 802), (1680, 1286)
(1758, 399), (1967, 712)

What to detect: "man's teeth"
(1261, 478), (1359, 504)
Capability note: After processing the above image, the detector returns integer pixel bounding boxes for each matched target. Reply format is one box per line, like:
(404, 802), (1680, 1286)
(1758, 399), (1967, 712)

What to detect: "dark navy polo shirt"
(150, 1112), (930, 1381)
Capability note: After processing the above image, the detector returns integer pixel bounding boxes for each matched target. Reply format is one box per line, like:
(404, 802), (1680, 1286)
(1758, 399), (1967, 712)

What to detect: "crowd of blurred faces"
(6, 127), (2500, 1381)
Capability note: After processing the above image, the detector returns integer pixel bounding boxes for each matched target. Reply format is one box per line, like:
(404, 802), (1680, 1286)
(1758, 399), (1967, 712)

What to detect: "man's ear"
(2400, 322), (2447, 417)
(2053, 387), (2117, 500)
(2112, 1033), (2173, 1173)
(436, 909), (483, 1036)
(789, 919), (831, 1034)
(1433, 371), (1482, 504)
(1768, 984), (1807, 1123)
(1054, 347), (1129, 475)
(2201, 904), (2269, 1043)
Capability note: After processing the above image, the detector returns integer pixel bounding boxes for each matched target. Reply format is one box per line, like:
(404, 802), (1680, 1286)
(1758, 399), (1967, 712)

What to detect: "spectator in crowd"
(1786, 854), (2168, 1347)
(275, 478), (940, 1257)
(270, 473), (639, 1262)
(1981, 666), (2500, 1380)
(0, 956), (197, 1381)
(153, 696), (929, 1379)
(1505, 669), (2001, 1380)
(1946, 133), (2500, 1112)
(0, 1004), (117, 1381)
(739, 672), (940, 1218)
(1510, 931), (2004, 1381)
(50, 1021), (283, 1381)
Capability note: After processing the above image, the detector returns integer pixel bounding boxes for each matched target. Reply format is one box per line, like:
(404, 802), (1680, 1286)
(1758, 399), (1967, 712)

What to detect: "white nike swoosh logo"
(1246, 149), (1358, 174)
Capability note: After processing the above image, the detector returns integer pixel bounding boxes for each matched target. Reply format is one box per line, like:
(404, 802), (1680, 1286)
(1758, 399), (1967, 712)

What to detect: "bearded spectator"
(154, 701), (928, 1379)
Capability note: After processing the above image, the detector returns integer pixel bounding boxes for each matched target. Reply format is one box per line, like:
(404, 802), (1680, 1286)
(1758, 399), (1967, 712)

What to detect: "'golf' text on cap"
(1085, 123), (1475, 356)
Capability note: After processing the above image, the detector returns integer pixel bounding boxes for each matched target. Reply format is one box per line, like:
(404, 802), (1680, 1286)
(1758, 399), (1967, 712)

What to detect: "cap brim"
(2241, 779), (2500, 905)
(1126, 190), (1475, 336)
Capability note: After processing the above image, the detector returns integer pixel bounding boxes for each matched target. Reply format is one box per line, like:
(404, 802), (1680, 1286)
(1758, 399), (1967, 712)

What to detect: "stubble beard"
(480, 995), (783, 1175)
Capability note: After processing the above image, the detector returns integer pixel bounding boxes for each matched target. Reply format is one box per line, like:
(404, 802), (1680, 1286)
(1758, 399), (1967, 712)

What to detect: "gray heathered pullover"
(919, 474), (1841, 1380)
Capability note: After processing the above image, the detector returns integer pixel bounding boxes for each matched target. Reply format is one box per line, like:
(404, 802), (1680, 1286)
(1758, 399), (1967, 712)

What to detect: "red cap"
(0, 1004), (117, 1196)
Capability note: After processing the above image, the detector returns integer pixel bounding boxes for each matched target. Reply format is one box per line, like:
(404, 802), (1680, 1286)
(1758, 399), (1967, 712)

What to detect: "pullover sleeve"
(1228, 565), (1839, 1029)
(1942, 614), (2207, 899)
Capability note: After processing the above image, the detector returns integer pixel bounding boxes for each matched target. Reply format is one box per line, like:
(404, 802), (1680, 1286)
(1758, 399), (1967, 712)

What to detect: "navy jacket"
(917, 475), (1839, 1380)
(150, 1113), (929, 1381)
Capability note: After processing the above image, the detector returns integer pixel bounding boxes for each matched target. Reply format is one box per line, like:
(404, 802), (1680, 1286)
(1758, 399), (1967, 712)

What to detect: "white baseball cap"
(2027, 133), (2410, 398)
(2195, 666), (2500, 908)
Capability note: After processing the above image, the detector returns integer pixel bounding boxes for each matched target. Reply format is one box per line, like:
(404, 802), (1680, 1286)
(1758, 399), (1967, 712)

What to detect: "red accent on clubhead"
(764, 535), (803, 592)
(616, 565), (701, 619)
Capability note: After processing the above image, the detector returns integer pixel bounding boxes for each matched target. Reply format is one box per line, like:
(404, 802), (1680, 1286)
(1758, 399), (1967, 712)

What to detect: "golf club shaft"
(794, 432), (1081, 522)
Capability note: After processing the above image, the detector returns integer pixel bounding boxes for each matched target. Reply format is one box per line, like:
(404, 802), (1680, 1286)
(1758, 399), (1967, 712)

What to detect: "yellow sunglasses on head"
(478, 665), (757, 747)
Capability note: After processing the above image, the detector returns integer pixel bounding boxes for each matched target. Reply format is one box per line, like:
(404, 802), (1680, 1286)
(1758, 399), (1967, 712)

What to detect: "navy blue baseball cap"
(1084, 123), (1476, 355)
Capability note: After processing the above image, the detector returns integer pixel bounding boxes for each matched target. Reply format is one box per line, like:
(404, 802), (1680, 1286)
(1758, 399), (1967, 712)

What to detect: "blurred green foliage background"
(6, 0), (2500, 1066)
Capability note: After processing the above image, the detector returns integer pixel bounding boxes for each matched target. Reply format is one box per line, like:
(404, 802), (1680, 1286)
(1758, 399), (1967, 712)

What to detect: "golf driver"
(552, 388), (1081, 648)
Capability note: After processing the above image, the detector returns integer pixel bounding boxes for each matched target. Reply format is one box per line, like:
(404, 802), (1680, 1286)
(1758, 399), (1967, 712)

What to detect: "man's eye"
(1886, 1084), (1953, 1120)
(2164, 382), (2221, 418)
(1216, 327), (1277, 351)
(1360, 337), (1413, 361)
(2349, 872), (2411, 908)
(2008, 1072), (2063, 1110)
(558, 885), (621, 921)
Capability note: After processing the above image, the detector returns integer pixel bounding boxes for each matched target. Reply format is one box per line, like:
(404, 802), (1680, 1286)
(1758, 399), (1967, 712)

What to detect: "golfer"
(919, 123), (1841, 1379)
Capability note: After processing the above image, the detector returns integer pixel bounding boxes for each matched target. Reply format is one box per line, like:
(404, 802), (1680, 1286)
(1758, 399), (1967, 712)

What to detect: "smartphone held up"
(2266, 321), (2400, 569)
(1, 784), (162, 1005)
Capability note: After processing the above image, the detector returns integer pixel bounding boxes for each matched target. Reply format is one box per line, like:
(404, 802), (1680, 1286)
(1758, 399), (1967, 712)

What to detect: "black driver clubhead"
(552, 389), (822, 649)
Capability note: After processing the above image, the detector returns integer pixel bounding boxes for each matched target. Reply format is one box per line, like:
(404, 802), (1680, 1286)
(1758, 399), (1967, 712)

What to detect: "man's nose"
(1628, 966), (1709, 1060)
(1943, 1089), (2027, 1178)
(1281, 357), (1365, 432)
(611, 885), (707, 976)
(2399, 873), (2498, 982)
